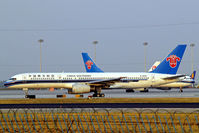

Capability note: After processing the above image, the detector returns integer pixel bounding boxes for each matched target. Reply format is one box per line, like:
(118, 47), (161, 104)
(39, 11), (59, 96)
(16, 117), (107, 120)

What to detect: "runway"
(0, 88), (199, 99)
(0, 88), (199, 108)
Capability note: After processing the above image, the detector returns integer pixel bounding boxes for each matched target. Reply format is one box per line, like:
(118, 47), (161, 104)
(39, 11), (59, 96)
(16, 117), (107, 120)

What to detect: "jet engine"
(68, 84), (91, 94)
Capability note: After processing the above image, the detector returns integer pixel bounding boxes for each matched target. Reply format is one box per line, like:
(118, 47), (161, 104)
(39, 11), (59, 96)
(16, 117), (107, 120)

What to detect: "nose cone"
(4, 80), (12, 87)
(4, 81), (9, 87)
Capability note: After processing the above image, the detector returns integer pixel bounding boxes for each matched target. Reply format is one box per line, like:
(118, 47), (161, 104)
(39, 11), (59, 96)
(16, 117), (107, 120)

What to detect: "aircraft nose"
(4, 80), (12, 87)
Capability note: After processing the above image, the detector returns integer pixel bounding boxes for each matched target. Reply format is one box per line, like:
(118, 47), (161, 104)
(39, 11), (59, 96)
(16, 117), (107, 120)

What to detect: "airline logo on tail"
(191, 73), (195, 79)
(86, 60), (93, 70)
(82, 53), (103, 72)
(151, 44), (186, 74)
(152, 65), (157, 71)
(166, 55), (180, 68)
(190, 71), (196, 79)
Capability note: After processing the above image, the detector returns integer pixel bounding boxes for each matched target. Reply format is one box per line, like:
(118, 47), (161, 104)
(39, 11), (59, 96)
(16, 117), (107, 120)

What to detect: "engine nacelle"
(69, 84), (91, 94)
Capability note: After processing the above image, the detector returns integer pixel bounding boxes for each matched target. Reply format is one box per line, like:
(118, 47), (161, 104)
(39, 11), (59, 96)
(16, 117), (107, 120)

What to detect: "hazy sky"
(0, 0), (199, 81)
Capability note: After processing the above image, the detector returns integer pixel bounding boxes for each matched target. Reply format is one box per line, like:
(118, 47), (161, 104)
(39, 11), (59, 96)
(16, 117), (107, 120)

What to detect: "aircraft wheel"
(25, 95), (36, 99)
(126, 89), (135, 93)
(140, 89), (149, 92)
(93, 94), (97, 97)
(93, 93), (105, 97)
(100, 93), (105, 97)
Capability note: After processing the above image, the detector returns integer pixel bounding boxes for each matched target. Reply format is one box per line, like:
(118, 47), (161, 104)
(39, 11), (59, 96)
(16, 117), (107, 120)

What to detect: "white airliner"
(5, 45), (187, 97)
(148, 61), (196, 92)
(82, 45), (189, 93)
(148, 61), (161, 72)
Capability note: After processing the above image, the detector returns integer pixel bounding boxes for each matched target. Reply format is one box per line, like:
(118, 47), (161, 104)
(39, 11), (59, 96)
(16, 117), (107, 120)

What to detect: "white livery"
(5, 45), (187, 97)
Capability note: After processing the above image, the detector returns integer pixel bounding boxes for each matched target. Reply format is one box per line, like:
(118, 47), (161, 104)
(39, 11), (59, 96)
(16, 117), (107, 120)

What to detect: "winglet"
(82, 53), (104, 72)
(150, 44), (187, 74)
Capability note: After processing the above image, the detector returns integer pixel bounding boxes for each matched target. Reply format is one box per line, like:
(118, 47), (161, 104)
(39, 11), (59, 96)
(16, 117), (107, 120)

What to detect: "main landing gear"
(140, 88), (149, 92)
(23, 88), (36, 99)
(179, 87), (183, 92)
(93, 93), (105, 97)
(92, 87), (105, 97)
(126, 89), (135, 93)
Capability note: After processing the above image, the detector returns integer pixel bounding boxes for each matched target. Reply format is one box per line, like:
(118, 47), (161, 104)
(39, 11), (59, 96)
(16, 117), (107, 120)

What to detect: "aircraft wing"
(162, 74), (186, 80)
(86, 77), (125, 86)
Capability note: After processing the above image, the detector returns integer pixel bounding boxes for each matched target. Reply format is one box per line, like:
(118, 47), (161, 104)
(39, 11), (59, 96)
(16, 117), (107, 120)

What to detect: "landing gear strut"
(140, 88), (149, 92)
(23, 88), (35, 99)
(179, 87), (183, 92)
(92, 87), (105, 97)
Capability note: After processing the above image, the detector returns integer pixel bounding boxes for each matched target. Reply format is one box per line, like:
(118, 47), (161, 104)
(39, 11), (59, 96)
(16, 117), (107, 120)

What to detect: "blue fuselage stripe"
(4, 79), (146, 87)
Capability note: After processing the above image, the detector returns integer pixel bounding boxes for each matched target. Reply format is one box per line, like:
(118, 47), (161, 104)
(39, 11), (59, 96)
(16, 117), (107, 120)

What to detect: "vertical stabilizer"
(148, 61), (161, 72)
(82, 53), (104, 72)
(150, 44), (187, 74)
(190, 71), (196, 80)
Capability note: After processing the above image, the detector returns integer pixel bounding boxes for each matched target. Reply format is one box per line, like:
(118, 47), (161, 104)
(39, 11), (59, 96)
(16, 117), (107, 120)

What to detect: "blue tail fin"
(82, 53), (104, 72)
(190, 71), (196, 80)
(150, 44), (187, 74)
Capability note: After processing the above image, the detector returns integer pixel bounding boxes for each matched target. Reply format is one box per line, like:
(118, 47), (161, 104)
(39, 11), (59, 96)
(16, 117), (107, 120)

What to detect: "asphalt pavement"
(0, 88), (198, 99)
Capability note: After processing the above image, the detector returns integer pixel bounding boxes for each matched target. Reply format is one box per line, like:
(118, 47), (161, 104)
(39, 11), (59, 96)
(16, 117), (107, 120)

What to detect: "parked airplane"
(4, 45), (186, 97)
(82, 53), (103, 72)
(82, 45), (191, 92)
(148, 61), (196, 91)
(148, 61), (161, 72)
(155, 71), (196, 91)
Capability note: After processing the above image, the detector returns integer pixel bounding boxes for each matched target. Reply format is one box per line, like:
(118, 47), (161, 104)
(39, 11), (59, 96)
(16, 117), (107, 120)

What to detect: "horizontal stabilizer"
(162, 74), (185, 80)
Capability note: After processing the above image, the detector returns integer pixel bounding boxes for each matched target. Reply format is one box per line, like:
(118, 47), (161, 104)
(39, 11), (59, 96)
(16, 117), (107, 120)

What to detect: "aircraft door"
(151, 74), (155, 87)
(22, 75), (27, 83)
(58, 75), (62, 82)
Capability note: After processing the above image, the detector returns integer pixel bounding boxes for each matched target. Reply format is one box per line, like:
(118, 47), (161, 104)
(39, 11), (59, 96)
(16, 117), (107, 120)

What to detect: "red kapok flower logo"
(152, 65), (157, 70)
(85, 60), (93, 70)
(166, 55), (180, 68)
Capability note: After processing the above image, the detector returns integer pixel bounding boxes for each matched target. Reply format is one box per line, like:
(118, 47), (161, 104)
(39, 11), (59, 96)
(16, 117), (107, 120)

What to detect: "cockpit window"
(9, 78), (16, 81)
